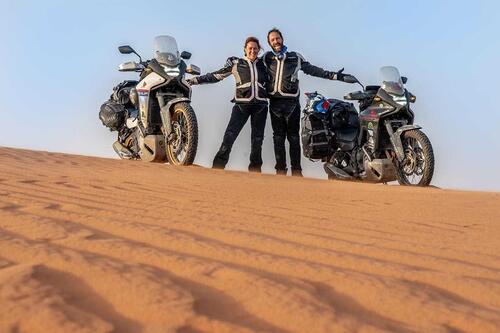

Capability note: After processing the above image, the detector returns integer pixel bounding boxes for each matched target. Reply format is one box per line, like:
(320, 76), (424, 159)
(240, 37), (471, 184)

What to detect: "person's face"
(245, 41), (260, 61)
(268, 32), (283, 52)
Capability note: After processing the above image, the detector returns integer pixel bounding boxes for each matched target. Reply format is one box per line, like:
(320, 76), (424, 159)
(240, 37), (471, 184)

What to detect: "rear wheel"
(165, 102), (198, 165)
(396, 129), (434, 186)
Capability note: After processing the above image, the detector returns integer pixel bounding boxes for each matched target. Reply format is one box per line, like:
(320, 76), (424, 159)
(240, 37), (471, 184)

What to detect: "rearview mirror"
(118, 45), (135, 54)
(180, 51), (192, 60)
(343, 75), (358, 84)
(401, 76), (408, 84)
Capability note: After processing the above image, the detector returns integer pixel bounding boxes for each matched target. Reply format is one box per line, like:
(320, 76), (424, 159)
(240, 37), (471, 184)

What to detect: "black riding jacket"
(263, 50), (335, 99)
(192, 57), (268, 104)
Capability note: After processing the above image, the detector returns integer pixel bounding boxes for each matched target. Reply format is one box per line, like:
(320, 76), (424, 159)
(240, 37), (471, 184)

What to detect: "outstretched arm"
(299, 53), (335, 79)
(189, 57), (236, 85)
(299, 53), (352, 81)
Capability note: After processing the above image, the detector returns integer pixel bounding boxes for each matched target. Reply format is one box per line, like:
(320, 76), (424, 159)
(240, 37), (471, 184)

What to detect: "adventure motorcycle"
(301, 66), (434, 186)
(100, 35), (201, 165)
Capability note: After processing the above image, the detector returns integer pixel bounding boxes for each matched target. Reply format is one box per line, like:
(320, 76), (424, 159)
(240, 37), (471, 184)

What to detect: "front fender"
(391, 124), (422, 161)
(166, 97), (190, 112)
(160, 97), (191, 138)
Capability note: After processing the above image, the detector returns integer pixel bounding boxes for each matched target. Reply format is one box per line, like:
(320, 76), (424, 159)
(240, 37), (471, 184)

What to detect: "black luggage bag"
(301, 111), (331, 160)
(99, 101), (126, 131)
(99, 80), (138, 131)
(328, 99), (359, 130)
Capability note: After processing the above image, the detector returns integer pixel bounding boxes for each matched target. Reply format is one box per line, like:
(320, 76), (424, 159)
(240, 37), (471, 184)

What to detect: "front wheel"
(396, 129), (434, 186)
(165, 102), (198, 165)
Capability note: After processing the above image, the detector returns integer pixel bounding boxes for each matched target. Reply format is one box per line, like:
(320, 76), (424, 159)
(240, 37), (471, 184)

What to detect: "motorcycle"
(103, 35), (201, 165)
(301, 66), (434, 186)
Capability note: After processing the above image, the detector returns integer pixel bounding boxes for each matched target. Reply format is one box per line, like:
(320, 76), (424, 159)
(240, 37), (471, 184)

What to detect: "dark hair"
(267, 27), (283, 44)
(244, 36), (261, 49)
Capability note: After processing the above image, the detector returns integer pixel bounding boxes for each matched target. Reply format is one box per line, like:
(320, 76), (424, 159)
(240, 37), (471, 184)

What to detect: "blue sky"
(1, 0), (499, 190)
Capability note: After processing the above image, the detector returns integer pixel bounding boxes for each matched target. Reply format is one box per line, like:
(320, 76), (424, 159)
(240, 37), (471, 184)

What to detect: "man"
(263, 28), (353, 176)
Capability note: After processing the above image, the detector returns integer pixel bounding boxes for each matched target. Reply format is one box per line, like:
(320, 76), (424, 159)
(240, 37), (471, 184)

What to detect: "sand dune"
(0, 146), (499, 333)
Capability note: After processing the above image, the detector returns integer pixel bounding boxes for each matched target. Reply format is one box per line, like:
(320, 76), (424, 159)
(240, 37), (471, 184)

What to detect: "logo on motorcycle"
(368, 122), (374, 129)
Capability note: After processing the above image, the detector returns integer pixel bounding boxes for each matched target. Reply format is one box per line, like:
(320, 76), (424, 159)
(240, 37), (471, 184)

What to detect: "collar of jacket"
(243, 56), (258, 62)
(271, 45), (288, 56)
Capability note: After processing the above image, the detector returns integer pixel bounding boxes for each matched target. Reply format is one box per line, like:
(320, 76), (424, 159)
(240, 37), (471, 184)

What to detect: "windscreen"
(153, 35), (179, 67)
(380, 66), (404, 95)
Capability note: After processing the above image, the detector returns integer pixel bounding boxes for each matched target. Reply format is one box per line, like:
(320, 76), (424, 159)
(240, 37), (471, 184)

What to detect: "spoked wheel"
(165, 102), (198, 165)
(397, 129), (434, 186)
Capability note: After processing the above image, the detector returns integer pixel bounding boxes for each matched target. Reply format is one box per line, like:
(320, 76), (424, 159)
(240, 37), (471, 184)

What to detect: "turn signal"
(373, 96), (381, 102)
(409, 95), (416, 103)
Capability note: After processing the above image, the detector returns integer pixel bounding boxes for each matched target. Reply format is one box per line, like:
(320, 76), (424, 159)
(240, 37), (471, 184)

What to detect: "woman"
(188, 37), (268, 172)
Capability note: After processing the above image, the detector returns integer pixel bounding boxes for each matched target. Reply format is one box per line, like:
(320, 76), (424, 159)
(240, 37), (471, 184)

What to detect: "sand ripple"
(0, 147), (499, 332)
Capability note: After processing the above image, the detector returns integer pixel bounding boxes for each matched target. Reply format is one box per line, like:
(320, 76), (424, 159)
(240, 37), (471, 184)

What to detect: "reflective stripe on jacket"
(263, 51), (333, 98)
(194, 56), (268, 103)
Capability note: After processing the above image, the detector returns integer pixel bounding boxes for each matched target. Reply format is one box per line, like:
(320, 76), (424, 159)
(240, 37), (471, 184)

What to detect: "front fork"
(157, 94), (173, 142)
(384, 121), (421, 162)
(157, 94), (191, 143)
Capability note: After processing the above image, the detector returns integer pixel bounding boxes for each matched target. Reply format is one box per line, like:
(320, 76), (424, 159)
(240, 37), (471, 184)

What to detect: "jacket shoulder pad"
(293, 52), (305, 60)
(225, 57), (239, 66)
(263, 51), (274, 60)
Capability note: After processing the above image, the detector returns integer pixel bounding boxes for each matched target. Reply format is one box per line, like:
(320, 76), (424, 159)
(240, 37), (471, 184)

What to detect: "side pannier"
(99, 100), (126, 131)
(99, 80), (138, 131)
(301, 111), (331, 160)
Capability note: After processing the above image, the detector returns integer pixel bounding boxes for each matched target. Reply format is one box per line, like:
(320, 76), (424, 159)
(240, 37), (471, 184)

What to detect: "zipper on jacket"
(273, 58), (281, 94)
(249, 60), (255, 98)
(252, 61), (259, 99)
(273, 55), (286, 95)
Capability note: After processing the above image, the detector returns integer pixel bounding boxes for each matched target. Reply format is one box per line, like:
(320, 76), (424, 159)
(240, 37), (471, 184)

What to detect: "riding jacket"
(191, 57), (268, 104)
(263, 50), (335, 99)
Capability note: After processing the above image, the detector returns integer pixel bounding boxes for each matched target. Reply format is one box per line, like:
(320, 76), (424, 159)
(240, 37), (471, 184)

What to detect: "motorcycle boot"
(212, 144), (231, 169)
(272, 133), (287, 171)
(288, 133), (302, 172)
(276, 168), (287, 176)
(248, 139), (264, 173)
(248, 165), (262, 173)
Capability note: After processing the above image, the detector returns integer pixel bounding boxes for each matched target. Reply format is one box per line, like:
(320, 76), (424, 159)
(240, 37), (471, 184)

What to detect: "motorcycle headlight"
(161, 65), (180, 77)
(392, 95), (407, 106)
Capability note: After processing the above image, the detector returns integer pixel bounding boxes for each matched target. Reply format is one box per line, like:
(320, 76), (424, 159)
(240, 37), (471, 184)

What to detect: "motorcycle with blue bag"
(301, 66), (434, 186)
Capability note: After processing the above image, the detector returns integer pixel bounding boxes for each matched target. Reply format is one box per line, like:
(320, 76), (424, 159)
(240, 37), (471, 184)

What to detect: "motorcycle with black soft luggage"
(301, 66), (434, 186)
(99, 35), (201, 165)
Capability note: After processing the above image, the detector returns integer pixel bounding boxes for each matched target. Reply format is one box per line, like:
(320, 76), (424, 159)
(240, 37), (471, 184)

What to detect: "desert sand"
(0, 146), (499, 333)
